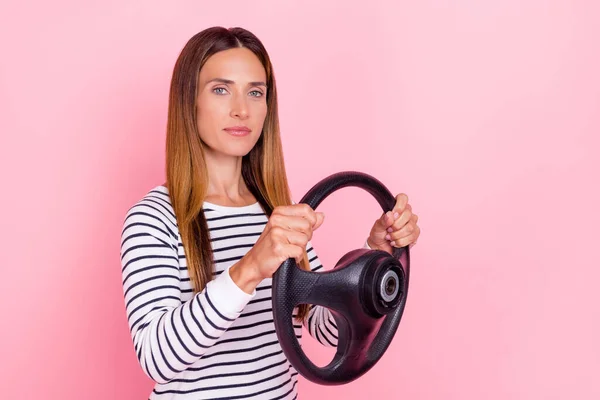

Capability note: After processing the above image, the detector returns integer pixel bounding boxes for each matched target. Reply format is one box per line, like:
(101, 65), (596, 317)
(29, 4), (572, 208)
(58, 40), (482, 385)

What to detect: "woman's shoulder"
(123, 184), (179, 238)
(133, 184), (173, 211)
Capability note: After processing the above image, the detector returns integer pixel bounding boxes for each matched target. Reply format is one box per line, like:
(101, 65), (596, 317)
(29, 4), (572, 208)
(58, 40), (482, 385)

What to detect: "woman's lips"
(223, 127), (251, 137)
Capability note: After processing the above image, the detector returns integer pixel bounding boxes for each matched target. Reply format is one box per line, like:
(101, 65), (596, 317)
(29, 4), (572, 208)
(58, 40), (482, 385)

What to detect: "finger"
(394, 220), (420, 242)
(271, 214), (314, 239)
(272, 243), (306, 270)
(285, 244), (305, 263)
(392, 225), (420, 246)
(271, 226), (309, 248)
(379, 210), (395, 229)
(388, 222), (416, 241)
(391, 231), (419, 248)
(283, 212), (325, 238)
(277, 203), (320, 228)
(393, 194), (409, 214)
(388, 209), (414, 232)
(391, 203), (411, 220)
(385, 203), (411, 228)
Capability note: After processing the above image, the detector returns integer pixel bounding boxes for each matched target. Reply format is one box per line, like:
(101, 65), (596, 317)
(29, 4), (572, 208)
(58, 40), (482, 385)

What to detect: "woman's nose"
(230, 94), (249, 119)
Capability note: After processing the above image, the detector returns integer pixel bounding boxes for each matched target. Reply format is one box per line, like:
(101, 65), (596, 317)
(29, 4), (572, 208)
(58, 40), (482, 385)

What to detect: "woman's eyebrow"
(205, 78), (267, 87)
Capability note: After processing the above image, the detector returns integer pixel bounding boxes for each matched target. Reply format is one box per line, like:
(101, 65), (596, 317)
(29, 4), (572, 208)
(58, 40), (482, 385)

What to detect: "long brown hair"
(165, 26), (311, 321)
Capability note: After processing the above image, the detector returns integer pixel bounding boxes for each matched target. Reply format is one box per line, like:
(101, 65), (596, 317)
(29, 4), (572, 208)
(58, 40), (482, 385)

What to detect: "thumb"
(313, 212), (325, 230)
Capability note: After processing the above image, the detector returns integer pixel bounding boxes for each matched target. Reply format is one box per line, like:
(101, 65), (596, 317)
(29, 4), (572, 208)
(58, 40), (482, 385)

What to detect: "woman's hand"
(367, 193), (420, 255)
(230, 204), (325, 293)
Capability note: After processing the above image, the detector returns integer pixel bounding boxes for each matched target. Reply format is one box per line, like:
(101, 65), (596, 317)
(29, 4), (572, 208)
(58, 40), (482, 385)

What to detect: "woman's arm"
(120, 203), (254, 383)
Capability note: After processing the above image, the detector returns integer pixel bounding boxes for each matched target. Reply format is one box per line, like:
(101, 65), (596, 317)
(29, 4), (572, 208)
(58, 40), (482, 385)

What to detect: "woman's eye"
(213, 87), (264, 97)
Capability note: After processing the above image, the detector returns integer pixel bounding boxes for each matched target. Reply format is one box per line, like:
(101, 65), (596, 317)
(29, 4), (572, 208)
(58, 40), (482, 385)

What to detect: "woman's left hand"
(367, 193), (420, 254)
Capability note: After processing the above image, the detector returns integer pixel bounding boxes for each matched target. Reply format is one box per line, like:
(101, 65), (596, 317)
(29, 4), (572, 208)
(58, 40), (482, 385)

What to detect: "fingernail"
(385, 234), (391, 240)
(387, 227), (393, 233)
(393, 212), (399, 219)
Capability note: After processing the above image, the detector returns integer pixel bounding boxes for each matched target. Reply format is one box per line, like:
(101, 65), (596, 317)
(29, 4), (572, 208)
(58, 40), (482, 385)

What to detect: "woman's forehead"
(200, 48), (266, 84)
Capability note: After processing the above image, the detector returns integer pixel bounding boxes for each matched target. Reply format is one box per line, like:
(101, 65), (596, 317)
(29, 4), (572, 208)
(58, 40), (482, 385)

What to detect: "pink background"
(1, 0), (598, 399)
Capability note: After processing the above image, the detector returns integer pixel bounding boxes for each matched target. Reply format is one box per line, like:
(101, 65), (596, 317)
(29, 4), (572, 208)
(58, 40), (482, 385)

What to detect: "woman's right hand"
(229, 203), (325, 294)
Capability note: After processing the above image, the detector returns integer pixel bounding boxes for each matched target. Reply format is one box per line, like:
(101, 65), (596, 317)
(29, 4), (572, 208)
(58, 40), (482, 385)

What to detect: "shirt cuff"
(205, 267), (256, 317)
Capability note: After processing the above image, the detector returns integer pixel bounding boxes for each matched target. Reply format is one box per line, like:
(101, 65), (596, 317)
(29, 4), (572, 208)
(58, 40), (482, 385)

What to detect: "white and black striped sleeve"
(120, 204), (255, 384)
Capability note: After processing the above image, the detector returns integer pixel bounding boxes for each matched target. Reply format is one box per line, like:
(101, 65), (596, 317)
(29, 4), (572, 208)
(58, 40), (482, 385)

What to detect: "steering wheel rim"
(272, 171), (410, 385)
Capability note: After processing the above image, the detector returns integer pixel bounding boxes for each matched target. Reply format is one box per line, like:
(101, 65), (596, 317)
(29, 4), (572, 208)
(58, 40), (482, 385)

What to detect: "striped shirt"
(120, 185), (370, 399)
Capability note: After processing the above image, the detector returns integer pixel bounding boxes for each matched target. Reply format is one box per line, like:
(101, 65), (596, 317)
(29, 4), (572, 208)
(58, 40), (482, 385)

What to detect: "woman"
(120, 26), (421, 400)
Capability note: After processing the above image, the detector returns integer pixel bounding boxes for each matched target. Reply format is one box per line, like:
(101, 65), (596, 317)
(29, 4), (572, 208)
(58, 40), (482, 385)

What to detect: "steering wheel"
(272, 171), (411, 385)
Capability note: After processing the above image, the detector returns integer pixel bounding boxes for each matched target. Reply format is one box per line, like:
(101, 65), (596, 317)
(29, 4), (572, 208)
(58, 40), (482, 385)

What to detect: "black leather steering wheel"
(272, 171), (411, 385)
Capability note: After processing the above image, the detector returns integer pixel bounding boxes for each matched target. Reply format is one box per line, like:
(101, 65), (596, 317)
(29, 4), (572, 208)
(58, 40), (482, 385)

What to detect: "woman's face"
(196, 47), (268, 158)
